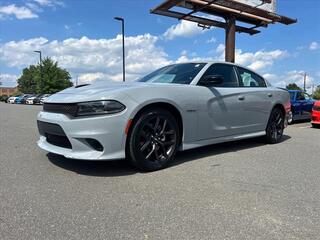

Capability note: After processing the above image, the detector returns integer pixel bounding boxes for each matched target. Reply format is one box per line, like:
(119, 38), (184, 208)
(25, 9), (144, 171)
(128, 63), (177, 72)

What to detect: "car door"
(290, 91), (300, 119)
(196, 63), (247, 139)
(295, 91), (309, 119)
(302, 93), (314, 118)
(235, 67), (273, 132)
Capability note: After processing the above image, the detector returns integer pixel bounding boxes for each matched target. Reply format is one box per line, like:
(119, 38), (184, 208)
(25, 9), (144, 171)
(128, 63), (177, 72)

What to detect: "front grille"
(313, 106), (320, 111)
(43, 103), (78, 116)
(37, 121), (72, 149)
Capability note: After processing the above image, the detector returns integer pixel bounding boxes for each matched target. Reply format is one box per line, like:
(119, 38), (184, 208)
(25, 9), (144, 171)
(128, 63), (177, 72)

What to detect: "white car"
(40, 94), (51, 104)
(8, 96), (18, 104)
(26, 96), (37, 104)
(37, 62), (290, 171)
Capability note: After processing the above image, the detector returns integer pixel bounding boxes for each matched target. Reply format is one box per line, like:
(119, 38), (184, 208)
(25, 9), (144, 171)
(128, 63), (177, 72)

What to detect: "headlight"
(76, 100), (126, 116)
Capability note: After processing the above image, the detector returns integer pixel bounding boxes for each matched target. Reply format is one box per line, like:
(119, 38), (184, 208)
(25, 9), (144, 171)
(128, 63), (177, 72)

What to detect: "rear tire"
(127, 108), (180, 171)
(266, 108), (285, 144)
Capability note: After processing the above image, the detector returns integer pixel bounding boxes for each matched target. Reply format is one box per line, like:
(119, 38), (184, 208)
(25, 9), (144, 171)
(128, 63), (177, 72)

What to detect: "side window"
(296, 92), (305, 100)
(304, 93), (311, 100)
(199, 64), (238, 87)
(237, 67), (266, 87)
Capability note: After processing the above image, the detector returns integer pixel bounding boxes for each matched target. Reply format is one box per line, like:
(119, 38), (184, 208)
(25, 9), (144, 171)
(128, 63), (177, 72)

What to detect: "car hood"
(46, 82), (154, 103)
(61, 82), (144, 95)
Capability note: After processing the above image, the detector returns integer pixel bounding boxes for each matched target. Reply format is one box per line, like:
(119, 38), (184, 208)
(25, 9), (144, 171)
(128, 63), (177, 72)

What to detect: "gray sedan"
(37, 62), (291, 171)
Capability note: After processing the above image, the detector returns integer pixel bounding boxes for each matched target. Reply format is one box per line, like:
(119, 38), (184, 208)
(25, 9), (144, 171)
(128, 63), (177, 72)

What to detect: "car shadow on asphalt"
(173, 135), (291, 167)
(47, 153), (137, 177)
(47, 135), (291, 177)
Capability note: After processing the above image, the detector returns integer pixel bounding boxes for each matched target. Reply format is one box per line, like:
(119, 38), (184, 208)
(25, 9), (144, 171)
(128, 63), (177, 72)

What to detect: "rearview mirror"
(199, 75), (224, 87)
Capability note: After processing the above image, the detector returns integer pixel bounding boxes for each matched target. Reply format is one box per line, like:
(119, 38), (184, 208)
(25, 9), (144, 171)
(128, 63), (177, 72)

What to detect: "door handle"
(238, 96), (245, 101)
(267, 93), (273, 97)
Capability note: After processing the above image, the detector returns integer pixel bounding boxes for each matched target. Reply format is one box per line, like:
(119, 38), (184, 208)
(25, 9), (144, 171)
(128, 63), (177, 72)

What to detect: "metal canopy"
(150, 0), (297, 62)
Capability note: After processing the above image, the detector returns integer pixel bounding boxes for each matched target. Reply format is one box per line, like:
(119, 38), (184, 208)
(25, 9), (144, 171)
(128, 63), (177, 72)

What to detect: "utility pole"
(34, 51), (42, 92)
(225, 16), (236, 63)
(303, 72), (307, 93)
(114, 17), (125, 82)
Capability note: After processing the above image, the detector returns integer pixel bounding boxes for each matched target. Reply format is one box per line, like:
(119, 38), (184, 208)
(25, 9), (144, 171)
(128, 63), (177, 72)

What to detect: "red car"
(311, 101), (320, 127)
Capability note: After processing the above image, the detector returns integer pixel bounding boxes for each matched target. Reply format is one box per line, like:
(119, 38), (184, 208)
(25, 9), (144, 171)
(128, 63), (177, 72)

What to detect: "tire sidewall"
(266, 108), (284, 144)
(128, 108), (180, 171)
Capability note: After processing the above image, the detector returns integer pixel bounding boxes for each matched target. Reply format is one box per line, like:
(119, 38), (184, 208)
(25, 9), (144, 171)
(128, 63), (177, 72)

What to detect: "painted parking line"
(299, 126), (311, 129)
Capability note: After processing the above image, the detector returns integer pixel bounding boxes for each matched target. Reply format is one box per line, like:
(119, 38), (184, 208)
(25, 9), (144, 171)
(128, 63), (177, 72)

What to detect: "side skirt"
(181, 131), (266, 151)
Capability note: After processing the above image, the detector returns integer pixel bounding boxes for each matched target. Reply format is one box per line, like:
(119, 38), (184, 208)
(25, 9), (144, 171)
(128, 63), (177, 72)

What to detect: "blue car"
(288, 90), (315, 124)
(14, 94), (30, 104)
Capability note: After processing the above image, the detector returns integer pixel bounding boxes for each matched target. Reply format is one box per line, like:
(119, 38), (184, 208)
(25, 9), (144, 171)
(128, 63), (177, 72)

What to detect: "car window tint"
(138, 63), (206, 85)
(200, 64), (238, 87)
(237, 67), (266, 87)
(297, 92), (305, 100)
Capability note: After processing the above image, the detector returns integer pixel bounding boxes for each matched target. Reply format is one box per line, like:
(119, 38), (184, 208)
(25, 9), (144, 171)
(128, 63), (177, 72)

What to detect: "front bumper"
(37, 110), (129, 160)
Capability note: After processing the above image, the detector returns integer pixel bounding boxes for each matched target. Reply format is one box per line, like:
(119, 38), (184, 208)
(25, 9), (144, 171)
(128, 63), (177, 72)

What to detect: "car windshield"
(138, 63), (206, 85)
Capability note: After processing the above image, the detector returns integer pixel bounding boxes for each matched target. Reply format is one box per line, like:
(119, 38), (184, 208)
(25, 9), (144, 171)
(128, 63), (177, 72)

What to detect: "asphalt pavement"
(0, 102), (319, 240)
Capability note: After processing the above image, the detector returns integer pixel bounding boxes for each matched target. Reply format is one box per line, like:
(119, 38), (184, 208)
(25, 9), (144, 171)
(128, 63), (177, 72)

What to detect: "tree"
(313, 86), (320, 100)
(17, 57), (72, 94)
(17, 65), (38, 93)
(286, 83), (302, 91)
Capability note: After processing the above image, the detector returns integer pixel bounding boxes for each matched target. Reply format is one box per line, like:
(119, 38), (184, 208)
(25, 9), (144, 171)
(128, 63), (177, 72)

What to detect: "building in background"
(0, 86), (19, 96)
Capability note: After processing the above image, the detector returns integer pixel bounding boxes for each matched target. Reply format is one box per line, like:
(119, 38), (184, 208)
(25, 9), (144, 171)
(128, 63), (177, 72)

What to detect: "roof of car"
(176, 61), (265, 79)
(288, 90), (302, 92)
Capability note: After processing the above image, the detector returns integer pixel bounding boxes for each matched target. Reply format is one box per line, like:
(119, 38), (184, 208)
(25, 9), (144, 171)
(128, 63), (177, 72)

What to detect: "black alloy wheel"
(266, 108), (285, 144)
(128, 108), (179, 171)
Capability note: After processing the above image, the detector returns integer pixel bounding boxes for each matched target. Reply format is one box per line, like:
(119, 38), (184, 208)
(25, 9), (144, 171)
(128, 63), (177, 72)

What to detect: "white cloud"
(263, 71), (315, 92)
(215, 44), (288, 71)
(32, 0), (64, 7)
(309, 42), (319, 50)
(0, 4), (38, 19)
(206, 37), (216, 44)
(0, 1), (64, 20)
(216, 44), (225, 53)
(163, 20), (207, 40)
(0, 34), (291, 87)
(0, 35), (171, 85)
(0, 73), (19, 87)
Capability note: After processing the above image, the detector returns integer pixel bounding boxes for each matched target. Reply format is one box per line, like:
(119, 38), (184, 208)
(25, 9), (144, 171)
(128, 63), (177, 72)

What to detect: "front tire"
(266, 108), (285, 144)
(127, 108), (179, 171)
(287, 110), (293, 125)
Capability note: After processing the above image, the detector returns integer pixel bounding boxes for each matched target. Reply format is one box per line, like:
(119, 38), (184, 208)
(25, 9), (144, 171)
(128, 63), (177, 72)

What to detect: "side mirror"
(199, 75), (224, 87)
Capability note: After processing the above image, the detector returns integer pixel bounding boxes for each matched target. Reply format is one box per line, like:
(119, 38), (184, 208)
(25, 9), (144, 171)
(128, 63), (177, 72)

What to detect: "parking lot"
(0, 102), (319, 240)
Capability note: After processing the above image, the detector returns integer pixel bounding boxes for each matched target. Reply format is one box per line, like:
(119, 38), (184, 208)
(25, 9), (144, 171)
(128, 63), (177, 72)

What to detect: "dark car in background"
(33, 94), (44, 104)
(0, 95), (9, 102)
(288, 90), (315, 124)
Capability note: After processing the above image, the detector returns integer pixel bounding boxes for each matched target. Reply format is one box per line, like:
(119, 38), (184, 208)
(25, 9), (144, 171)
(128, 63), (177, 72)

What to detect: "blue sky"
(0, 0), (319, 91)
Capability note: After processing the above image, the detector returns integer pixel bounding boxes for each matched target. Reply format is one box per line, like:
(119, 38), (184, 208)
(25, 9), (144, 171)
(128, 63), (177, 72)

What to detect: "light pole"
(299, 72), (307, 93)
(34, 50), (43, 92)
(114, 16), (125, 82)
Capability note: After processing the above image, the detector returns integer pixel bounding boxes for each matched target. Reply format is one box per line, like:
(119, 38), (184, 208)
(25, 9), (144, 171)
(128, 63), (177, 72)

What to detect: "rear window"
(237, 67), (266, 87)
